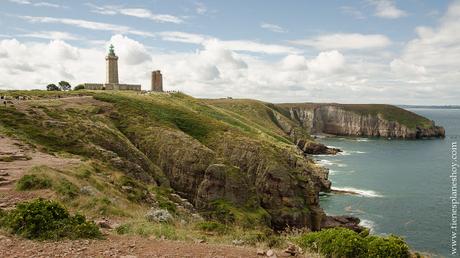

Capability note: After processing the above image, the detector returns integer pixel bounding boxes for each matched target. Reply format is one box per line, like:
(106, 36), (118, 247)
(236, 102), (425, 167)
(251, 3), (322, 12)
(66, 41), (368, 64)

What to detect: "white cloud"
(307, 50), (345, 74)
(86, 4), (183, 24)
(159, 31), (300, 55)
(19, 31), (79, 41)
(260, 23), (287, 33)
(158, 31), (209, 44)
(390, 59), (426, 76)
(195, 2), (208, 15)
(369, 0), (407, 19)
(340, 6), (366, 19)
(290, 33), (391, 50)
(18, 15), (154, 37)
(390, 1), (460, 87)
(8, 0), (62, 8)
(109, 35), (151, 65)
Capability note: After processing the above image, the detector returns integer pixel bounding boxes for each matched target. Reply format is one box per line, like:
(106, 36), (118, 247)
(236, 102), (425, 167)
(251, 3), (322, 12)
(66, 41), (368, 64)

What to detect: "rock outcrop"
(280, 104), (445, 139)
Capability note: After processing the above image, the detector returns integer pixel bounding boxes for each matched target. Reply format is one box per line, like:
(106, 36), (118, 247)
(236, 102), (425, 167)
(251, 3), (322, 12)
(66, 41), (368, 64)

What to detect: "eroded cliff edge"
(277, 103), (445, 139)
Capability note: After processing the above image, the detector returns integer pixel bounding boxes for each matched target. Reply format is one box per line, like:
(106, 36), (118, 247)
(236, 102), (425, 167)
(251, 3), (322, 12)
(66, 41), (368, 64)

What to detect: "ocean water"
(317, 108), (460, 257)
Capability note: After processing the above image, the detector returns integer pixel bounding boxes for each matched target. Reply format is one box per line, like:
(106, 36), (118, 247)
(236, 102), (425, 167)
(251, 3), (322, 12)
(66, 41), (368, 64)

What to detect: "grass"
(16, 174), (52, 191)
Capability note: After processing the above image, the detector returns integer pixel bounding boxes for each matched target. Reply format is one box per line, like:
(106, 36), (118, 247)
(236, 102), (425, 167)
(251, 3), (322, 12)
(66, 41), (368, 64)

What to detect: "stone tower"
(151, 70), (163, 92)
(106, 44), (119, 84)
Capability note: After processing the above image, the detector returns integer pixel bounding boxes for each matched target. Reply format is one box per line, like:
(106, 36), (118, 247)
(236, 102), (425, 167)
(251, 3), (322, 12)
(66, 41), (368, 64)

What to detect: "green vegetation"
(295, 228), (410, 258)
(16, 174), (52, 191)
(73, 84), (85, 91)
(0, 198), (101, 240)
(195, 221), (227, 234)
(340, 104), (432, 129)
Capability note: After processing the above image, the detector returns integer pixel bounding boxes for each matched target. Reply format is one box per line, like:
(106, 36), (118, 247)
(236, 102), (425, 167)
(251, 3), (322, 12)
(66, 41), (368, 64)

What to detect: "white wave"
(317, 159), (334, 166)
(339, 150), (366, 155)
(332, 186), (384, 198)
(356, 138), (371, 142)
(359, 219), (376, 232)
(329, 170), (338, 175)
(327, 145), (340, 149)
(329, 170), (355, 176)
(317, 159), (348, 168)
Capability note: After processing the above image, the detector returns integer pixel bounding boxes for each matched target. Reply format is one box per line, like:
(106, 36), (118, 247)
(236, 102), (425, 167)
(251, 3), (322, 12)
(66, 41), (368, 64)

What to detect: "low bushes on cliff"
(16, 174), (53, 191)
(0, 198), (101, 240)
(296, 228), (410, 258)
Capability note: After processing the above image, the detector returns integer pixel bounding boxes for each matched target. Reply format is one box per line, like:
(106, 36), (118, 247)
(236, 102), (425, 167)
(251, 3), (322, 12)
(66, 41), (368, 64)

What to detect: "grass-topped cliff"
(278, 102), (445, 138)
(0, 90), (435, 256)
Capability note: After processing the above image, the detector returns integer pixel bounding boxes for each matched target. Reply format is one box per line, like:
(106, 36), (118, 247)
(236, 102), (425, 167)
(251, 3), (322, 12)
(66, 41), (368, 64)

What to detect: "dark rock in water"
(296, 140), (341, 155)
(321, 215), (364, 232)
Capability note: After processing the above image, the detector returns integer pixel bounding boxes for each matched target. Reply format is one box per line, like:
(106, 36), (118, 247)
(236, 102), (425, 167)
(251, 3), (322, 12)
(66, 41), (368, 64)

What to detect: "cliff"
(0, 91), (330, 231)
(0, 91), (444, 234)
(277, 103), (445, 139)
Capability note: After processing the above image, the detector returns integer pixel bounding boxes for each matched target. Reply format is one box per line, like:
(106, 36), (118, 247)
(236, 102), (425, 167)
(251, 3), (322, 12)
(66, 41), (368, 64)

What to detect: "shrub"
(0, 199), (101, 239)
(73, 85), (85, 91)
(195, 221), (227, 234)
(16, 174), (52, 191)
(366, 235), (410, 258)
(296, 228), (410, 258)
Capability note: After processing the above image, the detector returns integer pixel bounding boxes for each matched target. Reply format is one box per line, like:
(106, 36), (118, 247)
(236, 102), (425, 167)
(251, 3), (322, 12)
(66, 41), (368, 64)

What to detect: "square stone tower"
(106, 44), (119, 84)
(151, 70), (163, 92)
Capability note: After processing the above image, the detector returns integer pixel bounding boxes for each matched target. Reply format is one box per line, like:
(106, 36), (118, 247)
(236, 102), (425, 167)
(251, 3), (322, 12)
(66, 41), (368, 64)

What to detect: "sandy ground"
(0, 135), (81, 209)
(0, 233), (304, 258)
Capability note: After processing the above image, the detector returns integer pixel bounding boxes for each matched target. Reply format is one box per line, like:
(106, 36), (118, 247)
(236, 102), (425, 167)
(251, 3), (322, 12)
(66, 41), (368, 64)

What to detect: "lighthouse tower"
(106, 44), (119, 84)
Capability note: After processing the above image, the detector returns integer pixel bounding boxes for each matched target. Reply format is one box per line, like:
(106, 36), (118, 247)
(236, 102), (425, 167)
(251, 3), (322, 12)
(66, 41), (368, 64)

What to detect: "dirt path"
(0, 234), (305, 258)
(0, 135), (80, 208)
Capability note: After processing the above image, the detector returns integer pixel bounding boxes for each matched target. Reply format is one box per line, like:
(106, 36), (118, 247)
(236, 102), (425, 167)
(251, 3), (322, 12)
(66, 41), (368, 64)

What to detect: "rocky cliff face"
(282, 104), (445, 139)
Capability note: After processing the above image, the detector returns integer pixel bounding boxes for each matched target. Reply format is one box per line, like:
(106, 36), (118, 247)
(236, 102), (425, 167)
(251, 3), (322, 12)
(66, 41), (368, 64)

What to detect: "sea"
(317, 108), (460, 257)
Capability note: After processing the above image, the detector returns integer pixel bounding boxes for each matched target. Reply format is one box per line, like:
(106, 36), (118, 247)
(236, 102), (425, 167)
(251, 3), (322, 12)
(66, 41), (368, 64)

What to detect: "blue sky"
(0, 0), (459, 104)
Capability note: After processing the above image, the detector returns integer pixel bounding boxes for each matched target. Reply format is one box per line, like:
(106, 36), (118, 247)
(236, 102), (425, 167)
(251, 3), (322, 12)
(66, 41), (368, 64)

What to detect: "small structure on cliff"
(151, 70), (163, 92)
(83, 45), (141, 91)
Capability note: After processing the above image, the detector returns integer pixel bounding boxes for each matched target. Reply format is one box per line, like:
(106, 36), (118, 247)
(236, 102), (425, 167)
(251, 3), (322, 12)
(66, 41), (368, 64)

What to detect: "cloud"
(109, 35), (151, 65)
(390, 1), (460, 85)
(86, 4), (183, 24)
(369, 0), (407, 19)
(159, 31), (300, 55)
(290, 33), (391, 50)
(18, 15), (154, 37)
(340, 6), (366, 19)
(260, 23), (287, 33)
(307, 50), (345, 74)
(19, 31), (79, 41)
(8, 0), (62, 8)
(390, 59), (426, 76)
(195, 2), (208, 15)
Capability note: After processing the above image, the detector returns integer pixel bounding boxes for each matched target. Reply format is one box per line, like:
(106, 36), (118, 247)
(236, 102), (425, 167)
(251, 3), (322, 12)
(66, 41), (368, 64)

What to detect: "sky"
(0, 0), (459, 104)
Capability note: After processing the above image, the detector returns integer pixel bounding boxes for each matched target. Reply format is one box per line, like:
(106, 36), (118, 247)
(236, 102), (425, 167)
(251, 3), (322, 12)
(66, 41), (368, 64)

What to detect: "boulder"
(145, 208), (173, 223)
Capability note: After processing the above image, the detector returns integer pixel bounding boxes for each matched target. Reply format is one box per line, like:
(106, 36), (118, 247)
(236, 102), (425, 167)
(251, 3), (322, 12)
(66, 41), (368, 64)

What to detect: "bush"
(16, 174), (52, 191)
(366, 235), (410, 258)
(74, 85), (85, 91)
(296, 228), (410, 258)
(195, 221), (227, 234)
(0, 199), (101, 239)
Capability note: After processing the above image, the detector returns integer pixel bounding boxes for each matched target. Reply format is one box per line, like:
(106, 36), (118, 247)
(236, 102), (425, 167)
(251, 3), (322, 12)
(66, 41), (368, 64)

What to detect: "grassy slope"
(0, 91), (307, 226)
(278, 102), (433, 129)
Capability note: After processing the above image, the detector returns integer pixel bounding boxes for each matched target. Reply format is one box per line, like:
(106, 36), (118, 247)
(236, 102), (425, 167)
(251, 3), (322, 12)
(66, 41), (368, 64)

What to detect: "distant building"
(151, 70), (163, 92)
(83, 45), (141, 91)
